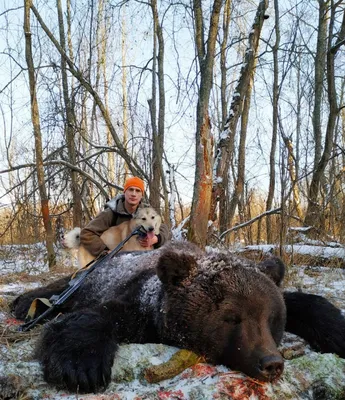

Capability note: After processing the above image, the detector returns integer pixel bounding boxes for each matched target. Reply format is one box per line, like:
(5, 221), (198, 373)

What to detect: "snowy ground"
(1, 241), (345, 399)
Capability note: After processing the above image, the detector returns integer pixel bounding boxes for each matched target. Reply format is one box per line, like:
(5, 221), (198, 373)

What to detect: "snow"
(0, 242), (79, 276)
(239, 241), (345, 259)
(289, 226), (313, 232)
(220, 130), (229, 140)
(171, 216), (189, 241)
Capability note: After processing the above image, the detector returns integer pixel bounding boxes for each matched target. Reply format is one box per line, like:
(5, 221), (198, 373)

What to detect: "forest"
(0, 0), (344, 267)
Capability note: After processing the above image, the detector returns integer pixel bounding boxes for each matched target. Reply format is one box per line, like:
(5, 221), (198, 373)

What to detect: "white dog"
(63, 207), (161, 268)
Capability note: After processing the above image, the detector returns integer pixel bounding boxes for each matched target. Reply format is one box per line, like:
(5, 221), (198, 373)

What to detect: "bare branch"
(30, 3), (148, 181)
(219, 207), (282, 240)
(0, 160), (110, 198)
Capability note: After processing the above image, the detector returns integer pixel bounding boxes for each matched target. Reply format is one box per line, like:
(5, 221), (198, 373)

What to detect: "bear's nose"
(148, 226), (154, 232)
(258, 355), (284, 381)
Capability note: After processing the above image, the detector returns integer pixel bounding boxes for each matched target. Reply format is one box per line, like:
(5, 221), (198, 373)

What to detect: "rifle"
(19, 225), (146, 332)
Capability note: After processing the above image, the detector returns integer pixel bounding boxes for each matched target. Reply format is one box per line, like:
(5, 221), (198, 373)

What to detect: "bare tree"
(212, 0), (269, 234)
(121, 8), (129, 184)
(99, 0), (116, 198)
(56, 0), (82, 227)
(24, 0), (56, 267)
(187, 0), (223, 247)
(30, 4), (149, 179)
(220, 0), (232, 128)
(312, 0), (329, 169)
(266, 0), (280, 243)
(147, 0), (170, 224)
(305, 1), (345, 229)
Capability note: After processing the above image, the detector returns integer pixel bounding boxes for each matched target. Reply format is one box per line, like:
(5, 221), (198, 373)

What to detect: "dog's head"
(133, 207), (162, 236)
(61, 227), (81, 249)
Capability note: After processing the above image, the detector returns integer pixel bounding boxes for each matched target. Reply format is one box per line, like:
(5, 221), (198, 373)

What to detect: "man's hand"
(138, 234), (158, 248)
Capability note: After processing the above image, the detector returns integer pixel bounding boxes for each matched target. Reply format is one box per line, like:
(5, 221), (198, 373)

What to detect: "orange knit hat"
(123, 177), (145, 193)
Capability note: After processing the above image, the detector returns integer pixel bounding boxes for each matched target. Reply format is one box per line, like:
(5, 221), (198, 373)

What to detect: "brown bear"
(11, 241), (345, 393)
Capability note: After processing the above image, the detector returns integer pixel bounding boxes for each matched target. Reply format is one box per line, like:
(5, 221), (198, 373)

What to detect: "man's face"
(124, 186), (143, 207)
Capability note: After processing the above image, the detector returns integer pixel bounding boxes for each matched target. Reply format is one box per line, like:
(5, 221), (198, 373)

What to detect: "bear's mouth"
(217, 350), (284, 383)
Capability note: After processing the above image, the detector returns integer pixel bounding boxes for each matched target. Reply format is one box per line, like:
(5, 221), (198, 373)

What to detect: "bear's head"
(156, 244), (286, 382)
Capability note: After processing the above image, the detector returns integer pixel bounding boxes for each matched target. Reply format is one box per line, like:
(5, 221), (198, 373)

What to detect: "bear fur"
(11, 241), (345, 393)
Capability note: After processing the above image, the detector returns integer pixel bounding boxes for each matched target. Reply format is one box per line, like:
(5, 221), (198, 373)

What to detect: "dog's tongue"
(146, 231), (155, 239)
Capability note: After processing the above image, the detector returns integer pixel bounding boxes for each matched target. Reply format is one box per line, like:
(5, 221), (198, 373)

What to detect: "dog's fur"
(63, 207), (161, 268)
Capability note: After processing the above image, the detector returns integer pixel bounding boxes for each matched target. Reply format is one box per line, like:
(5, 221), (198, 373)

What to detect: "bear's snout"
(258, 354), (284, 381)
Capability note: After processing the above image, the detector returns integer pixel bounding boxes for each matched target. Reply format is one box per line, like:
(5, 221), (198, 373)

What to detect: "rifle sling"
(25, 297), (53, 321)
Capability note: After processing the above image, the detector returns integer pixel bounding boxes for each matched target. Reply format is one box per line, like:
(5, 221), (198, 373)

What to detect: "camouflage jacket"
(79, 194), (171, 257)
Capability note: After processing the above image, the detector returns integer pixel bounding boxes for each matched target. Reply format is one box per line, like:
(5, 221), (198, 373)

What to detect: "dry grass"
(0, 292), (40, 346)
(286, 253), (345, 269)
(0, 292), (42, 346)
(0, 324), (41, 346)
(0, 264), (74, 347)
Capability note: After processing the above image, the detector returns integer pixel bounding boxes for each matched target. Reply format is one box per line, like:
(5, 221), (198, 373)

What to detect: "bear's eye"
(224, 315), (242, 325)
(142, 217), (147, 221)
(152, 216), (155, 219)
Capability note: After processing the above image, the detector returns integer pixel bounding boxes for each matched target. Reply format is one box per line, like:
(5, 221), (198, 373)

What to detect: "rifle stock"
(19, 225), (145, 332)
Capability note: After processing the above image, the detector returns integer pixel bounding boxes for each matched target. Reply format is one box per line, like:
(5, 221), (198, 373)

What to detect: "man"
(80, 177), (171, 258)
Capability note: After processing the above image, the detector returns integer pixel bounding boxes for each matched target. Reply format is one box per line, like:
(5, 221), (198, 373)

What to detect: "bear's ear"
(156, 250), (197, 286)
(257, 257), (285, 286)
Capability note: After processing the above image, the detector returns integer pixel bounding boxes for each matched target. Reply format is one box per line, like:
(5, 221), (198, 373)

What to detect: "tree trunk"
(281, 134), (303, 220)
(227, 76), (254, 223)
(121, 9), (129, 183)
(266, 0), (280, 243)
(24, 0), (56, 268)
(312, 0), (328, 168)
(147, 1), (160, 212)
(208, 0), (232, 227)
(212, 0), (269, 234)
(188, 0), (223, 247)
(220, 0), (232, 128)
(99, 0), (116, 199)
(56, 0), (82, 227)
(305, 1), (345, 228)
(148, 0), (170, 224)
